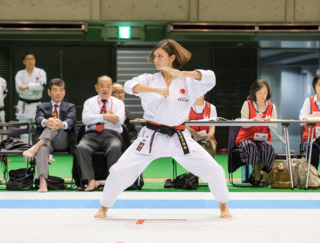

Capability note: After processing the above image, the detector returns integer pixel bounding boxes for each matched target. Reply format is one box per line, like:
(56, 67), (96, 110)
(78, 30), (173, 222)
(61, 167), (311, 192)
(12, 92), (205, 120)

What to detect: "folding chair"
(0, 122), (33, 180)
(73, 124), (134, 187)
(228, 126), (268, 187)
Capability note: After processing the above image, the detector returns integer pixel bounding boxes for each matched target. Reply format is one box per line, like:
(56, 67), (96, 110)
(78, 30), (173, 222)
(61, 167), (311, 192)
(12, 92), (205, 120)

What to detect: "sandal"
(252, 174), (263, 187)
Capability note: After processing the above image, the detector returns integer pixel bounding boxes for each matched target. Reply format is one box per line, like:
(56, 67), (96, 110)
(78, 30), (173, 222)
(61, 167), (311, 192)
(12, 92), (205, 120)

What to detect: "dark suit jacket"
(125, 108), (137, 141)
(35, 101), (77, 154)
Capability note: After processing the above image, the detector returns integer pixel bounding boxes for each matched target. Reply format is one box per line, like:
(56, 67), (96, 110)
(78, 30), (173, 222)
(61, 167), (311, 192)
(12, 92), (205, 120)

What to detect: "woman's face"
(315, 79), (320, 95)
(255, 85), (268, 103)
(152, 48), (175, 70)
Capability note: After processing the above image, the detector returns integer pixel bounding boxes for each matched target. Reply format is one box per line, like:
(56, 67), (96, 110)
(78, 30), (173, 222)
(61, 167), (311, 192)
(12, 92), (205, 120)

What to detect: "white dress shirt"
(82, 95), (125, 133)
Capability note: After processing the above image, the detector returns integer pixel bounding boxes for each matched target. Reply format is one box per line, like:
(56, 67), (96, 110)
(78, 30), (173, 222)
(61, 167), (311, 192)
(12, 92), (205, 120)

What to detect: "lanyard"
(97, 97), (113, 112)
(194, 103), (206, 132)
(255, 101), (265, 133)
(315, 101), (320, 111)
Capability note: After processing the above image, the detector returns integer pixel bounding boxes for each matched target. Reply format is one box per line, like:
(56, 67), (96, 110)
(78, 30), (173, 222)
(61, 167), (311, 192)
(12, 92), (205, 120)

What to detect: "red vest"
(189, 102), (216, 141)
(236, 100), (273, 146)
(302, 96), (320, 143)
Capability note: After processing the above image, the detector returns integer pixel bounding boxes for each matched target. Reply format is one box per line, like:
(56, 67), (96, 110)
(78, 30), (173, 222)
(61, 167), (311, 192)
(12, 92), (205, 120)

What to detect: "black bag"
(173, 173), (199, 190)
(126, 174), (144, 190)
(35, 175), (66, 190)
(6, 167), (34, 190)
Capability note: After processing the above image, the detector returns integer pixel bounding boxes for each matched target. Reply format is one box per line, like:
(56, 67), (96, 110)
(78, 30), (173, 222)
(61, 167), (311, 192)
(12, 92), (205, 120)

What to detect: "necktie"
(52, 104), (59, 118)
(96, 100), (107, 132)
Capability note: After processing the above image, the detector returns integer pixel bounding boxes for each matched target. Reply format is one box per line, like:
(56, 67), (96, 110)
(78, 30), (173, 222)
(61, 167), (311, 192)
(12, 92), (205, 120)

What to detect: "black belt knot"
(146, 122), (190, 155)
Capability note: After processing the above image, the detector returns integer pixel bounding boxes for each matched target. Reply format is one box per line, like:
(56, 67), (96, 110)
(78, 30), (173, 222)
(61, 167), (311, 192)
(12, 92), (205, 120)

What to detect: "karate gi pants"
(100, 133), (231, 207)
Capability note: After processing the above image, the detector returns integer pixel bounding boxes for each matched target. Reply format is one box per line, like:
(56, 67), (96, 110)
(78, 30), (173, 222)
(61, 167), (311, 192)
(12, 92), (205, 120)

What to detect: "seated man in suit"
(112, 82), (138, 141)
(23, 78), (76, 192)
(76, 75), (125, 191)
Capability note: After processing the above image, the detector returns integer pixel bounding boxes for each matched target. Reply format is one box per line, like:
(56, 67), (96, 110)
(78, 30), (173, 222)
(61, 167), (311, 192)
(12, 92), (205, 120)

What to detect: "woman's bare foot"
(219, 202), (233, 218)
(37, 176), (48, 193)
(85, 179), (96, 191)
(94, 206), (108, 218)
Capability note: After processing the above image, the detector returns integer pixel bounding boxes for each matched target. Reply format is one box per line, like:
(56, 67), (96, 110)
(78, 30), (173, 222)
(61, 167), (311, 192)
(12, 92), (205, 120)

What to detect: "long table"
(185, 120), (295, 189)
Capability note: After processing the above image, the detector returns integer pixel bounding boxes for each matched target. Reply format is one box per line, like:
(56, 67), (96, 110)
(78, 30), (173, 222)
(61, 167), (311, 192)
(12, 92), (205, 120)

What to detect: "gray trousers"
(36, 128), (69, 179)
(75, 130), (122, 181)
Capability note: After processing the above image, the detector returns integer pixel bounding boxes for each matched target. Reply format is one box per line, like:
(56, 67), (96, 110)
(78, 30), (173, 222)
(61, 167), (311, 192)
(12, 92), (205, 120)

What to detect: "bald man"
(112, 83), (137, 141)
(76, 76), (125, 191)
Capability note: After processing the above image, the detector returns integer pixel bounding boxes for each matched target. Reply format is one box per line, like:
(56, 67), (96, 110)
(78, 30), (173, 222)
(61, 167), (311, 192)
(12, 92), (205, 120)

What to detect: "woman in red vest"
(187, 94), (217, 157)
(299, 74), (320, 170)
(235, 80), (277, 186)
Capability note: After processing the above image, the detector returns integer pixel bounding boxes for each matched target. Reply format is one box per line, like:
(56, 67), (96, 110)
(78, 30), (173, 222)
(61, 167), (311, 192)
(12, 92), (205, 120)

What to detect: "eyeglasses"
(112, 91), (125, 94)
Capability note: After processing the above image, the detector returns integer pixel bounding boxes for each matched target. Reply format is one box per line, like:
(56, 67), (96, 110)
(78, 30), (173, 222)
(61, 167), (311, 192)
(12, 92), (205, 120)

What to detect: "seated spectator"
(300, 74), (320, 171)
(235, 80), (277, 186)
(186, 94), (217, 157)
(112, 82), (138, 141)
(76, 75), (125, 191)
(23, 78), (76, 192)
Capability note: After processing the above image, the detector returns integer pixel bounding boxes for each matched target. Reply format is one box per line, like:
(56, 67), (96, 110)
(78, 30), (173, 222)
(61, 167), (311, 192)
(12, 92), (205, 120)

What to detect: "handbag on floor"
(6, 167), (34, 190)
(173, 173), (199, 190)
(126, 174), (144, 190)
(35, 175), (66, 190)
(268, 165), (291, 189)
(292, 158), (319, 189)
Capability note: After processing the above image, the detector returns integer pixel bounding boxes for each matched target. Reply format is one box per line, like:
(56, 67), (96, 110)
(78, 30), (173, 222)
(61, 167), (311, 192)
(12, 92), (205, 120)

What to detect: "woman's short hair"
(148, 39), (192, 69)
(312, 74), (320, 92)
(247, 79), (271, 101)
(49, 78), (65, 90)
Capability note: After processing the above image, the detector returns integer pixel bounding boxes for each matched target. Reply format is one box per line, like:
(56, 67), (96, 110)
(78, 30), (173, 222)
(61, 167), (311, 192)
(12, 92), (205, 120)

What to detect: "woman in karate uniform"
(95, 39), (232, 218)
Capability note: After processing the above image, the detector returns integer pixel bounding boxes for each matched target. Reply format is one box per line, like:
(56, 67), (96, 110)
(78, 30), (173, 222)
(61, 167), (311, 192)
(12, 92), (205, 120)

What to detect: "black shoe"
(252, 174), (263, 187)
(164, 179), (173, 188)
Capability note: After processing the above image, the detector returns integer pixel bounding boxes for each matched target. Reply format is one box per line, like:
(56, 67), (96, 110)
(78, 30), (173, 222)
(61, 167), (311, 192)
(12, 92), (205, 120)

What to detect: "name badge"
(315, 127), (320, 138)
(254, 133), (268, 141)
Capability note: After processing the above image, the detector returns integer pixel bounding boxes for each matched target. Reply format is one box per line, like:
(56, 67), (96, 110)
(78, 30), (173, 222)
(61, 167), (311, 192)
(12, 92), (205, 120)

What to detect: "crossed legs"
(23, 138), (48, 192)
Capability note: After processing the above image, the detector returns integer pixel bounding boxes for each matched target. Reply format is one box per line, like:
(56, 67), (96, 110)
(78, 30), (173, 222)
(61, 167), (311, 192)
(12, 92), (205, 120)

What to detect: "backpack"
(35, 175), (66, 190)
(173, 173), (199, 190)
(6, 167), (34, 190)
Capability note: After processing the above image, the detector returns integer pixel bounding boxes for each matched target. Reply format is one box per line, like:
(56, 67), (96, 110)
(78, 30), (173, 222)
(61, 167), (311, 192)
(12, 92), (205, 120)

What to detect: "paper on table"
(190, 117), (230, 122)
(305, 117), (320, 122)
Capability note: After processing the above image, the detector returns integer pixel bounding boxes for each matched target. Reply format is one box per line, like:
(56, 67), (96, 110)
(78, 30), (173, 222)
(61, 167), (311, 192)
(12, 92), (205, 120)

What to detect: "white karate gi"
(0, 77), (7, 123)
(15, 67), (46, 121)
(100, 69), (231, 207)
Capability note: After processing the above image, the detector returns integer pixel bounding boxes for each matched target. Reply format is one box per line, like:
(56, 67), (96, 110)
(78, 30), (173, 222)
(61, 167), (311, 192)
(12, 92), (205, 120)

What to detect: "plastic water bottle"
(241, 164), (253, 183)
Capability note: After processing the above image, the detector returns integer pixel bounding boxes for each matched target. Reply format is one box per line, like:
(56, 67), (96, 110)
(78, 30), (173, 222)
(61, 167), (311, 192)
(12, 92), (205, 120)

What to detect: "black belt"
(19, 98), (41, 104)
(0, 107), (3, 111)
(146, 122), (190, 155)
